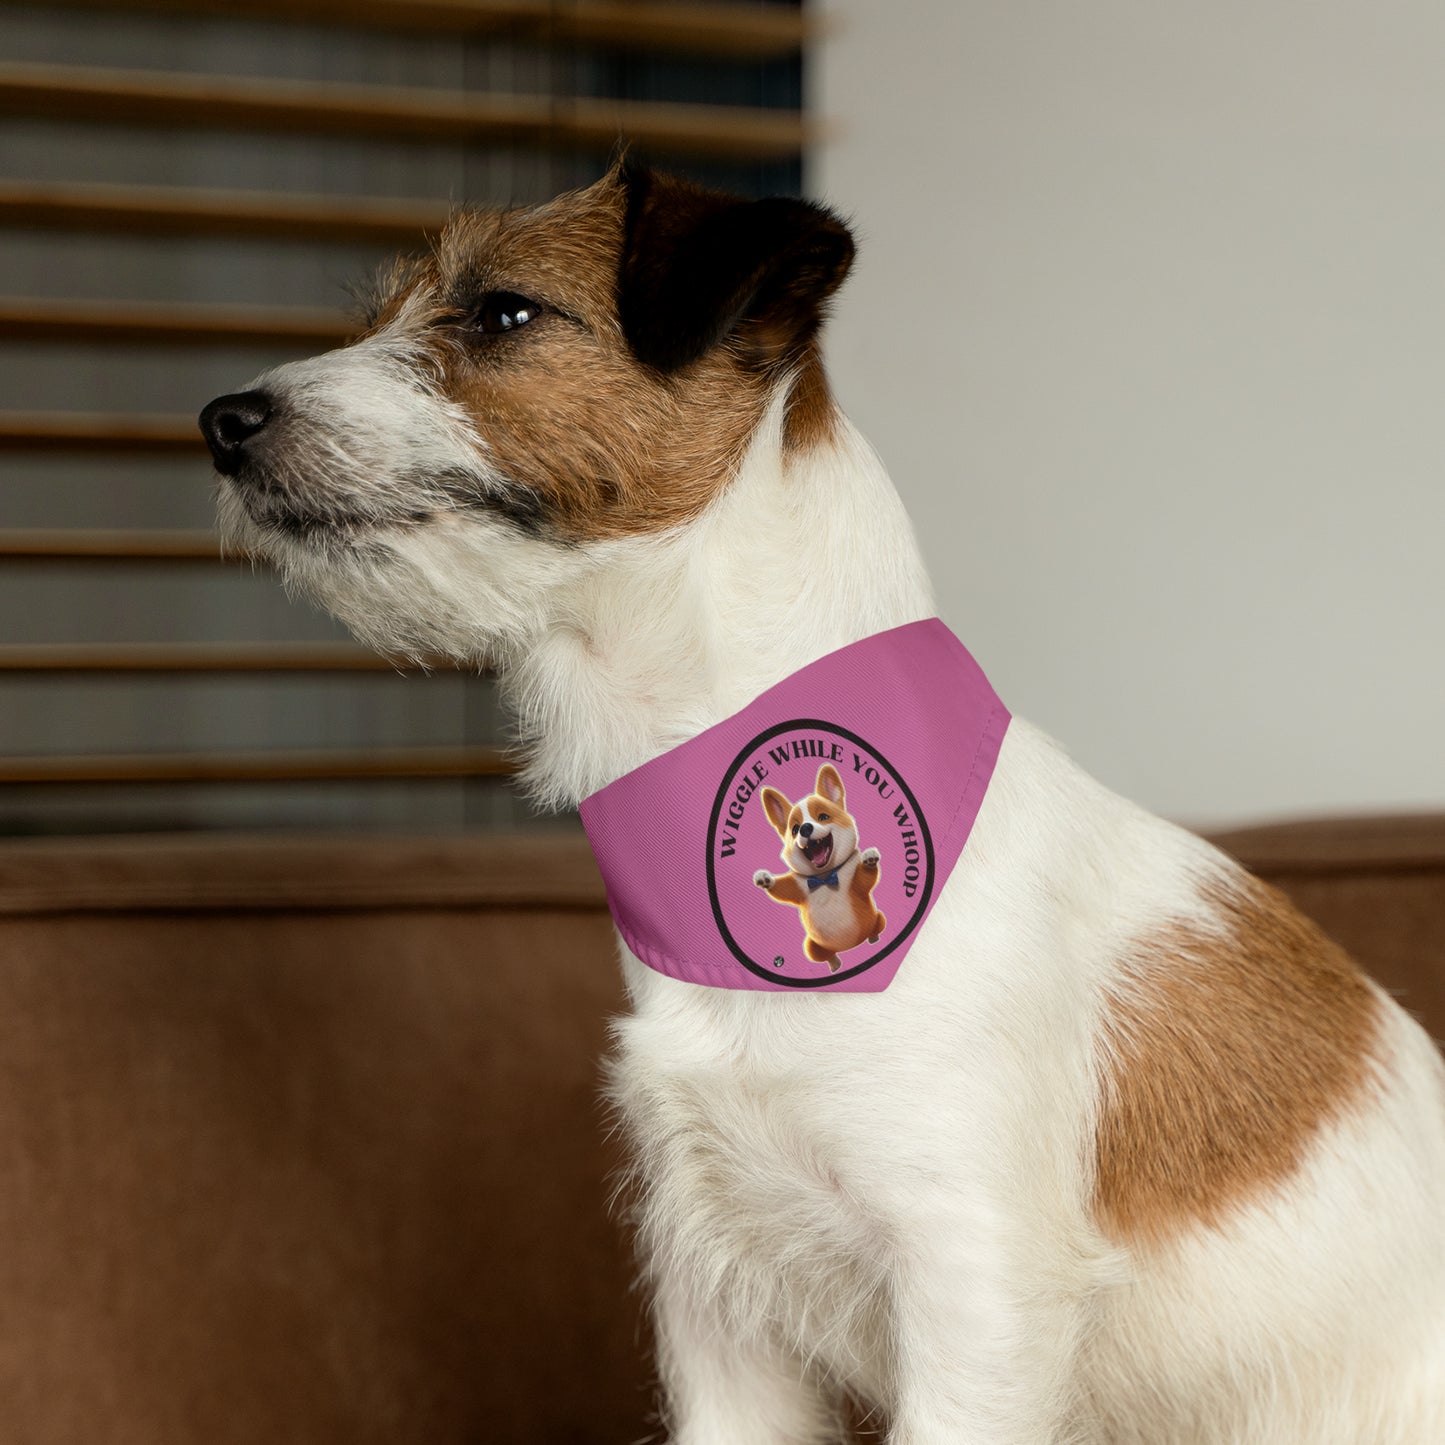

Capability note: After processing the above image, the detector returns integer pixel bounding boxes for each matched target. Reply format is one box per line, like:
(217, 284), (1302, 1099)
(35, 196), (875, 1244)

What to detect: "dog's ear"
(760, 787), (792, 836)
(815, 764), (845, 807)
(617, 161), (855, 374)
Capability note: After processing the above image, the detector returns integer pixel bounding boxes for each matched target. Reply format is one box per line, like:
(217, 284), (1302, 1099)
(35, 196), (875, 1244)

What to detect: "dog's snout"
(800, 823), (814, 838)
(199, 390), (273, 475)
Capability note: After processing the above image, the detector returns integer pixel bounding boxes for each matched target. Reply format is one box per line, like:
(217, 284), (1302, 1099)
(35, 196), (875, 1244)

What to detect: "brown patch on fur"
(370, 175), (776, 543)
(782, 343), (840, 454)
(1093, 872), (1381, 1247)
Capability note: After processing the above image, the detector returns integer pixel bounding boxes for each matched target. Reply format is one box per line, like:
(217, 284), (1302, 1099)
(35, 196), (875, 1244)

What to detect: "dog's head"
(760, 764), (858, 879)
(199, 162), (854, 662)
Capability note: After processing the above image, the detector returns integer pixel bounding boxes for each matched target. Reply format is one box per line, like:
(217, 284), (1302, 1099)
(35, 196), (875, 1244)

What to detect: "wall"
(813, 1), (1445, 827)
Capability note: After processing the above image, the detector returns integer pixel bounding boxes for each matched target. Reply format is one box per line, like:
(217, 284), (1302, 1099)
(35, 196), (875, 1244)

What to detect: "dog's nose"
(199, 390), (273, 475)
(800, 823), (813, 838)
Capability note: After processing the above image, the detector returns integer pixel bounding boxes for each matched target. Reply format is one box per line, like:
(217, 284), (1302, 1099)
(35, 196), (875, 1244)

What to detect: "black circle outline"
(705, 718), (936, 988)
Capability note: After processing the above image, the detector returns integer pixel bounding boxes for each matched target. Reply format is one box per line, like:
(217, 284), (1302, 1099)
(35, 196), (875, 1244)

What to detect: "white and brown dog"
(756, 763), (885, 972)
(201, 163), (1445, 1444)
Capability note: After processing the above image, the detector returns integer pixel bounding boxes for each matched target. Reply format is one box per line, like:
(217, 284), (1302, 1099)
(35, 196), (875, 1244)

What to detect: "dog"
(200, 161), (1445, 1443)
(756, 763), (885, 972)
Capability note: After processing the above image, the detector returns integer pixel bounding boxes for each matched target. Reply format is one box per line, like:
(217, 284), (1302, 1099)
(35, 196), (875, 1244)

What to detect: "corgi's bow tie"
(806, 870), (840, 891)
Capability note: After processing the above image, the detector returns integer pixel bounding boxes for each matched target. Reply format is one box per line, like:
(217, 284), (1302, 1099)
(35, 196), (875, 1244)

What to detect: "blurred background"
(0, 0), (802, 837)
(819, 1), (1445, 828)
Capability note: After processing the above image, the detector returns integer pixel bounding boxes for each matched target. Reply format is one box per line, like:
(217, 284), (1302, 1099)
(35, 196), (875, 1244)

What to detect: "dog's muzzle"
(199, 390), (273, 476)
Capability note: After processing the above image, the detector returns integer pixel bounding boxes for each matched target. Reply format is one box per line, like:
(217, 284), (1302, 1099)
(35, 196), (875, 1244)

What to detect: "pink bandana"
(579, 619), (1010, 992)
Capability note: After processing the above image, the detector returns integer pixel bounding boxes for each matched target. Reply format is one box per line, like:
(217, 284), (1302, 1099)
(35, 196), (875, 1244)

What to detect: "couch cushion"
(0, 831), (647, 1445)
(0, 818), (1439, 1443)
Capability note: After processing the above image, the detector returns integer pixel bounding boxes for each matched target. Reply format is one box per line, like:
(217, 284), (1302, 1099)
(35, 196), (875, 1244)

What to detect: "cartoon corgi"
(754, 763), (885, 972)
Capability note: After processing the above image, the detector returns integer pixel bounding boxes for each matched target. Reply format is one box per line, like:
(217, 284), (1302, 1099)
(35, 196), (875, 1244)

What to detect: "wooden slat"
(0, 745), (513, 783)
(0, 529), (227, 561)
(0, 296), (353, 348)
(0, 643), (423, 672)
(0, 0), (810, 58)
(0, 62), (810, 162)
(0, 180), (449, 245)
(0, 412), (202, 452)
(543, 0), (809, 57)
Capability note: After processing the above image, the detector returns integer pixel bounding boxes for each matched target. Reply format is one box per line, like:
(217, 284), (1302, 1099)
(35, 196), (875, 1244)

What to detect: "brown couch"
(0, 818), (1440, 1443)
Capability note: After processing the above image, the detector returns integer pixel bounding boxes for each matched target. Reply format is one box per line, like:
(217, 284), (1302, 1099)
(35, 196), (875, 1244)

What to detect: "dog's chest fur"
(611, 993), (895, 1392)
(607, 733), (1131, 1406)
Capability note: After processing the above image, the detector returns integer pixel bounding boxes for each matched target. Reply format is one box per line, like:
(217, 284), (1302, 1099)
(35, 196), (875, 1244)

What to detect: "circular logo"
(705, 719), (935, 988)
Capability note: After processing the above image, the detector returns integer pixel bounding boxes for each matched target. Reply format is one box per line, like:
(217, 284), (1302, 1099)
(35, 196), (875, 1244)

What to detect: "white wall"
(813, 1), (1445, 828)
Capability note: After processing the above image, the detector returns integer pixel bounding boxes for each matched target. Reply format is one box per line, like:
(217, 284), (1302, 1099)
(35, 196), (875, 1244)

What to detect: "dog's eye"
(472, 291), (542, 334)
(817, 812), (830, 822)
(791, 824), (800, 836)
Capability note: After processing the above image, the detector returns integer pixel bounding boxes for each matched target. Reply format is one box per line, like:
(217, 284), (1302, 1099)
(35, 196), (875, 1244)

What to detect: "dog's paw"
(860, 848), (881, 869)
(753, 870), (775, 889)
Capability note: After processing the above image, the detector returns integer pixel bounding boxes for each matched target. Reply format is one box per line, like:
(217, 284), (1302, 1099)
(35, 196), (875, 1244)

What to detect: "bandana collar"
(579, 619), (1010, 993)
